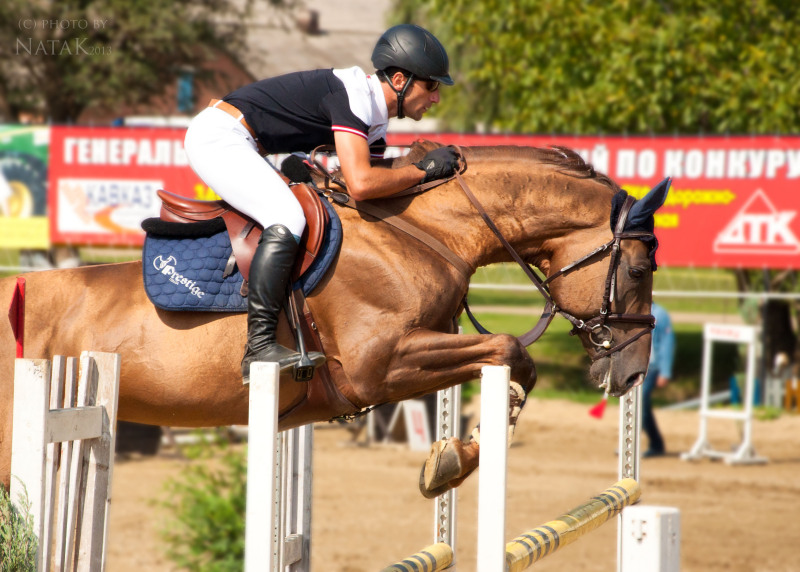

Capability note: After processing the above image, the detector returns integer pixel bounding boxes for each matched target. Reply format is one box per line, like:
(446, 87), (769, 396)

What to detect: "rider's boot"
(241, 224), (325, 383)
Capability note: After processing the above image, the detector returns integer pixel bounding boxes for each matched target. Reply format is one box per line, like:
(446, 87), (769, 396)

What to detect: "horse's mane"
(397, 140), (621, 193)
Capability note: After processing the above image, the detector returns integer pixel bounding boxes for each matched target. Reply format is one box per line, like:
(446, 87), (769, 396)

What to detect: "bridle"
(305, 146), (656, 360)
(458, 173), (656, 360)
(456, 169), (656, 360)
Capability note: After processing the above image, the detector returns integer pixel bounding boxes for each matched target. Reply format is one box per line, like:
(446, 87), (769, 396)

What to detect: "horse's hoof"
(421, 439), (462, 496)
(418, 466), (454, 499)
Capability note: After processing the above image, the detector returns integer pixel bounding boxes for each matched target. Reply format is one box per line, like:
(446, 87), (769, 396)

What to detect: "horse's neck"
(404, 162), (611, 271)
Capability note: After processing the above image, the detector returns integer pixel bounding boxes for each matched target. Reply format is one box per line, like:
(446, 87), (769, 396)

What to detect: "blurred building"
(84, 0), (397, 126)
(77, 47), (257, 125)
(1, 1), (440, 131)
(243, 0), (390, 80)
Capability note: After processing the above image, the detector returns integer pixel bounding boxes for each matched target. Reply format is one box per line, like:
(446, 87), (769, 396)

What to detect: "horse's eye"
(628, 267), (645, 279)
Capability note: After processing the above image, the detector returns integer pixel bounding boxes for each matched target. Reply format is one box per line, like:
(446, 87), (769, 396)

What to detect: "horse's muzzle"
(609, 372), (644, 398)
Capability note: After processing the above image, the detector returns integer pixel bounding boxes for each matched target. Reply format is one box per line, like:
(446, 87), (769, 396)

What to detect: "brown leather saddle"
(156, 178), (328, 283)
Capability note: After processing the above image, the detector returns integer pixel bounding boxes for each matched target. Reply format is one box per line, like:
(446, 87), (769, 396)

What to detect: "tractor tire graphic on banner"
(0, 151), (47, 217)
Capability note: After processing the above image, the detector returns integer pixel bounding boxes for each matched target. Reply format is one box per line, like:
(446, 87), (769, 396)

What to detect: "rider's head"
(372, 24), (453, 119)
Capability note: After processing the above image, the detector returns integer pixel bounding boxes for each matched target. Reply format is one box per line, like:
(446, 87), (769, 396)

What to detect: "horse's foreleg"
(420, 376), (530, 498)
(376, 330), (536, 498)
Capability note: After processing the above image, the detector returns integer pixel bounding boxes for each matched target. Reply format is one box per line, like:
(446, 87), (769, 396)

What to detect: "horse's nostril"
(627, 373), (645, 390)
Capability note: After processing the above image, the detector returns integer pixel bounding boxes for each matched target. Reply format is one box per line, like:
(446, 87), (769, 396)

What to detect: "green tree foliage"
(391, 0), (800, 134)
(160, 432), (247, 571)
(0, 0), (258, 122)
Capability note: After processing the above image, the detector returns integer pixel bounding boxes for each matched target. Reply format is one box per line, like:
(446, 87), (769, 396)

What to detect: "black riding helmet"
(372, 24), (453, 119)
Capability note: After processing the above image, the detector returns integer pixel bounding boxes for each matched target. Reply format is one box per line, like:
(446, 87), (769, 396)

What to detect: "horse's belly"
(115, 360), (308, 427)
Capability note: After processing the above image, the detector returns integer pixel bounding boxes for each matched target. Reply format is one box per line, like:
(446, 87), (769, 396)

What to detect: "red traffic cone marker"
(589, 390), (609, 419)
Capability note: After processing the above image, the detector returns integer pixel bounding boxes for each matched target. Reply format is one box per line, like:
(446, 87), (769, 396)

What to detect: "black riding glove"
(414, 147), (460, 183)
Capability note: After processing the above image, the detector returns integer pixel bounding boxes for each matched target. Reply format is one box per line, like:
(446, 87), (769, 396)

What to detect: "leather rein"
(306, 146), (655, 360)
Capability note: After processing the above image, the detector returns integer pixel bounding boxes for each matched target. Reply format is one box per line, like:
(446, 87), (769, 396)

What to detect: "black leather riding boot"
(241, 224), (324, 382)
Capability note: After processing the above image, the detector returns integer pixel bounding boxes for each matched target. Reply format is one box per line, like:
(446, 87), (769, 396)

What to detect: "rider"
(184, 24), (460, 382)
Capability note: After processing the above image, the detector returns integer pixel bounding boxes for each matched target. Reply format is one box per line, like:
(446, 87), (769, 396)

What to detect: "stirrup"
(241, 344), (304, 384)
(285, 293), (326, 382)
(292, 352), (326, 382)
(293, 358), (314, 382)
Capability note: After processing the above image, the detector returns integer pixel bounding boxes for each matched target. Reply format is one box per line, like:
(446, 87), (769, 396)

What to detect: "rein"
(306, 146), (655, 359)
(309, 144), (454, 198)
(455, 172), (654, 358)
(308, 144), (472, 283)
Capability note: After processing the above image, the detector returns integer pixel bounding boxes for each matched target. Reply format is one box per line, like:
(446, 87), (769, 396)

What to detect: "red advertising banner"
(388, 134), (800, 269)
(47, 126), (800, 268)
(48, 126), (210, 246)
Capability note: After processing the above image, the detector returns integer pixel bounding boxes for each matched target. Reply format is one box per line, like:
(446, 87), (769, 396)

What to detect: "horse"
(0, 142), (665, 496)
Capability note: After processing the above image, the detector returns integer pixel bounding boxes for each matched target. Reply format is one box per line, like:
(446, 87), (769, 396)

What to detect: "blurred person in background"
(643, 302), (676, 457)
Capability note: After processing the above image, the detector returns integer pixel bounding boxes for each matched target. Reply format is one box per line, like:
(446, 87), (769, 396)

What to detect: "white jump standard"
(245, 361), (313, 572)
(10, 351), (121, 572)
(476, 366), (646, 571)
(682, 323), (767, 464)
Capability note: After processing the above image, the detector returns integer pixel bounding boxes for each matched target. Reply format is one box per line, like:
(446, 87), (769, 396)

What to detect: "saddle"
(149, 181), (358, 421)
(156, 178), (328, 283)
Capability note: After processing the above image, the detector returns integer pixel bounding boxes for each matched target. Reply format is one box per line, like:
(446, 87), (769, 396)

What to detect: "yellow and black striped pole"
(505, 478), (641, 572)
(380, 542), (454, 572)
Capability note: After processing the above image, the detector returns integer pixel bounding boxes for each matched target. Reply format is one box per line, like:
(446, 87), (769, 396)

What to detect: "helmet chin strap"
(380, 70), (415, 119)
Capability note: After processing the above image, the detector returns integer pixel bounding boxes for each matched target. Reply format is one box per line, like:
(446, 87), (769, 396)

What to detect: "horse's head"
(545, 177), (670, 397)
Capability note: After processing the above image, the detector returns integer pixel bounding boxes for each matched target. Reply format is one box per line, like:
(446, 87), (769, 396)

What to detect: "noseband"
(457, 172), (656, 360)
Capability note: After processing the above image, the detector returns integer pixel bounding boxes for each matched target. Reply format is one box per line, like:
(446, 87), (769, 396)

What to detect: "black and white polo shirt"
(223, 66), (388, 157)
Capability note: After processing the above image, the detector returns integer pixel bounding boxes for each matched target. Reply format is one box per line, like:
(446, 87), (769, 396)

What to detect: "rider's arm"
(334, 131), (425, 201)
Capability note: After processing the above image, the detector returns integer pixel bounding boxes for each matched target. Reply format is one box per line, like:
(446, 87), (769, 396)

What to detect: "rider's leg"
(184, 108), (324, 381)
(240, 224), (324, 380)
(184, 107), (307, 236)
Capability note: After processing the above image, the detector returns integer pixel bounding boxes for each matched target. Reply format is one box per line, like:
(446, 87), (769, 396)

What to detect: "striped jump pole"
(379, 542), (454, 572)
(505, 478), (641, 571)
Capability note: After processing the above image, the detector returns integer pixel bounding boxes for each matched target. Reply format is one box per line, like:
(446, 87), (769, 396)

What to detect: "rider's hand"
(414, 147), (460, 183)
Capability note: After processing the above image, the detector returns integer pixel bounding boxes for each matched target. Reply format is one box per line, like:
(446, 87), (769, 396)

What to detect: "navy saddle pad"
(142, 197), (342, 312)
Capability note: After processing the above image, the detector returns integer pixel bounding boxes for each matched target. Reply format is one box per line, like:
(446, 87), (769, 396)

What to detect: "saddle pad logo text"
(153, 254), (205, 299)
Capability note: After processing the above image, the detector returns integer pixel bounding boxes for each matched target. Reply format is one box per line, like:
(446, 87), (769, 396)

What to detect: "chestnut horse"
(0, 143), (664, 496)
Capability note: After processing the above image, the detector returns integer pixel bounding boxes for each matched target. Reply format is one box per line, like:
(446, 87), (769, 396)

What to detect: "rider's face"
(402, 78), (441, 121)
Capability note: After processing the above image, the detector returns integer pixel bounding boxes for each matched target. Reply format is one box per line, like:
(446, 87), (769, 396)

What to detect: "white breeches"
(183, 107), (306, 238)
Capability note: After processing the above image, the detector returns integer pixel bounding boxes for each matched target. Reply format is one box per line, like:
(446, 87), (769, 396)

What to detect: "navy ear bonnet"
(610, 177), (671, 271)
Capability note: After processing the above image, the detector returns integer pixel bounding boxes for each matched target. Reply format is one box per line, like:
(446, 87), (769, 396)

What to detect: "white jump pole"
(477, 365), (511, 571)
(245, 361), (280, 572)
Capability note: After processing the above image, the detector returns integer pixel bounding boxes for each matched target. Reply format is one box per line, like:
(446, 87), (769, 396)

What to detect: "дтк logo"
(714, 189), (799, 255)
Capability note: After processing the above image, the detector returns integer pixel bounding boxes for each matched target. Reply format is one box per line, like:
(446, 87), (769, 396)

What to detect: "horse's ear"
(627, 177), (671, 228)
